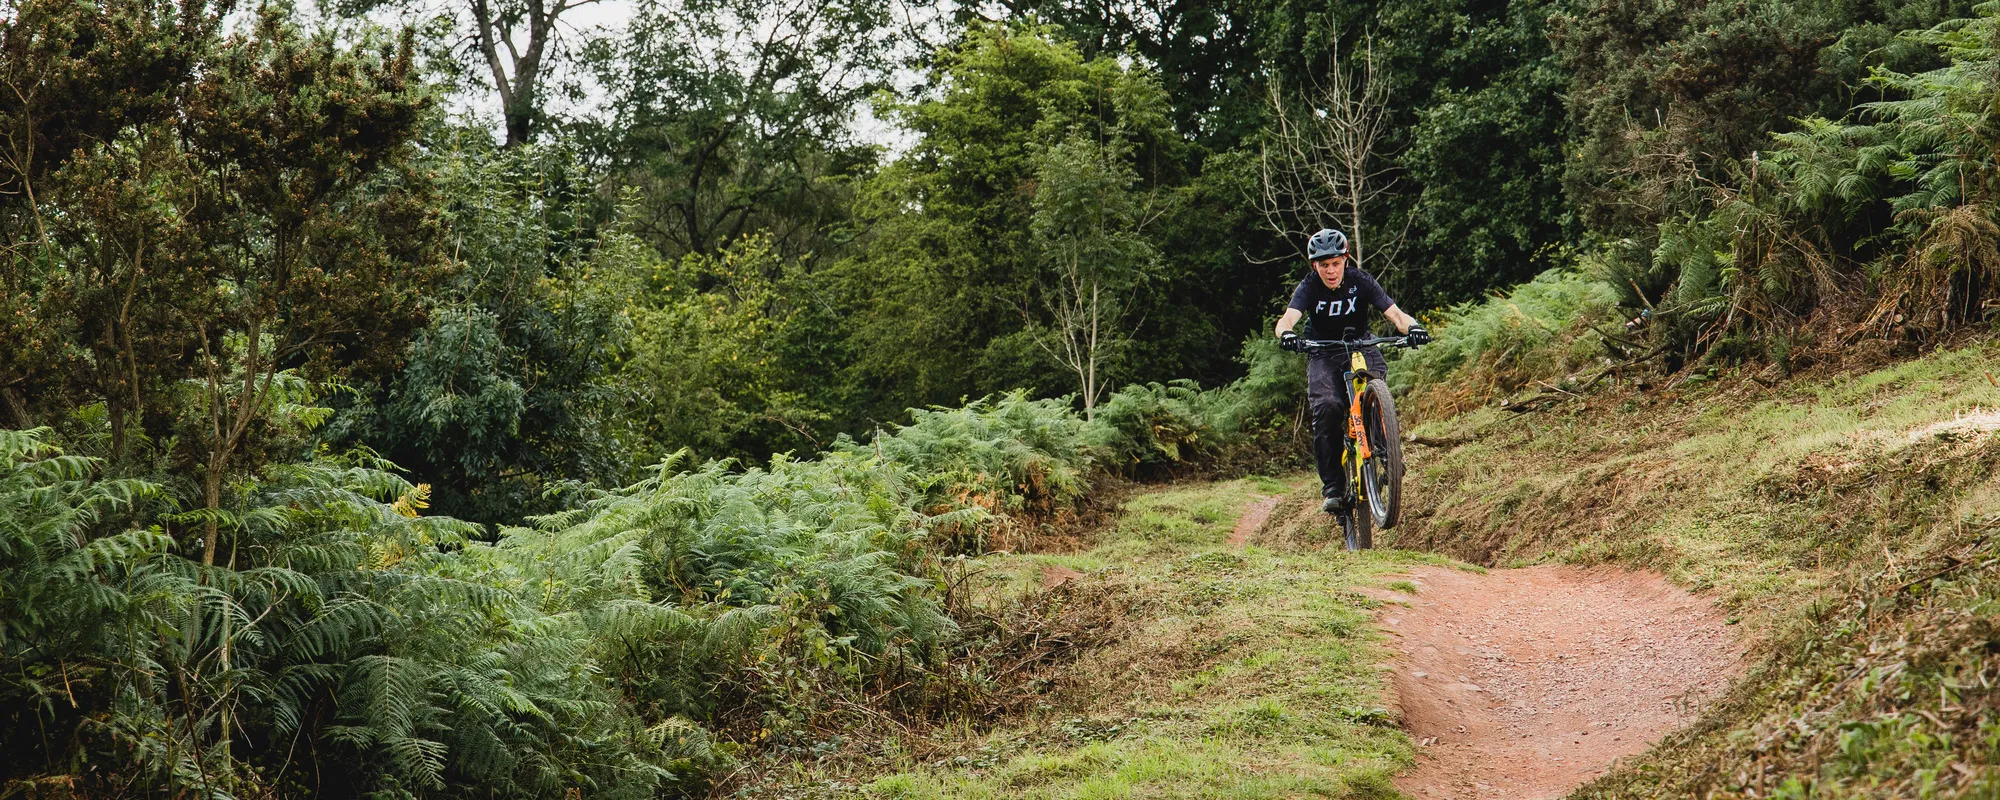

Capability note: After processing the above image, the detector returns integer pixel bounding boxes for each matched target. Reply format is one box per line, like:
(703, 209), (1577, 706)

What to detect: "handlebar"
(1294, 335), (1413, 354)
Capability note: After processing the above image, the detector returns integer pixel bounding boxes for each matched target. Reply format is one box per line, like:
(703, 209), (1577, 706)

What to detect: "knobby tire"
(1360, 378), (1404, 530)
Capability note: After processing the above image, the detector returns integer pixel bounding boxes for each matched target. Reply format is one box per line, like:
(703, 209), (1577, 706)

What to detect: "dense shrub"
(0, 428), (688, 799)
(843, 392), (1096, 538)
(1394, 268), (1621, 415)
(0, 423), (979, 798)
(1090, 380), (1244, 472)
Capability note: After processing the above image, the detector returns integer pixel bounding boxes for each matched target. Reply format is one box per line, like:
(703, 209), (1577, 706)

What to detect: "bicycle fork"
(1346, 350), (1373, 465)
(1340, 352), (1374, 550)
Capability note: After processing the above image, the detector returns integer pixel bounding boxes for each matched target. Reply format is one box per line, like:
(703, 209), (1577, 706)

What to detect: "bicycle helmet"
(1306, 228), (1349, 261)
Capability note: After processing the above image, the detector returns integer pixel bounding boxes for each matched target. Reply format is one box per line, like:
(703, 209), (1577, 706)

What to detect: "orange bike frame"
(1347, 351), (1372, 462)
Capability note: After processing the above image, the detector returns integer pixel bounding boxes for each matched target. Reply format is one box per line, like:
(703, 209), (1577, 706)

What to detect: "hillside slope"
(1377, 341), (2000, 797)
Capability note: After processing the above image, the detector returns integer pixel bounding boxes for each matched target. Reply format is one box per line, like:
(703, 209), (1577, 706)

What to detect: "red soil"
(1380, 565), (1745, 799)
(1229, 495), (1281, 546)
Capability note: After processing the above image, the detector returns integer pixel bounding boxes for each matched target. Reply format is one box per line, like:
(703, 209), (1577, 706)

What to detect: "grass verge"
(743, 476), (1466, 799)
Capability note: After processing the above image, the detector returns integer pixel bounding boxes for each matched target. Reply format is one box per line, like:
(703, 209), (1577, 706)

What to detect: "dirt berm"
(1270, 342), (2000, 796)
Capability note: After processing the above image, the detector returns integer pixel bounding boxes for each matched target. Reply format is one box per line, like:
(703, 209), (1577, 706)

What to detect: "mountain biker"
(1273, 228), (1430, 514)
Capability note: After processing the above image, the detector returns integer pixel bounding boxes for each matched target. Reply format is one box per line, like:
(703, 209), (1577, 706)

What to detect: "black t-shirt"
(1288, 268), (1395, 340)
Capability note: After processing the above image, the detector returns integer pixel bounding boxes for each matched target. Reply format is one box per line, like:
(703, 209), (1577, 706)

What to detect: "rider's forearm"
(1384, 305), (1417, 333)
(1275, 309), (1303, 337)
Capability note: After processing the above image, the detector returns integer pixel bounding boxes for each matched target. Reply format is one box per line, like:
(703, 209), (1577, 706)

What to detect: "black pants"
(1308, 347), (1389, 500)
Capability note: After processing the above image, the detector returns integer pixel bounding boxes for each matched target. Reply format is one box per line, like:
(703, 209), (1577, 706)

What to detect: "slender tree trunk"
(1349, 188), (1365, 272)
(1082, 278), (1101, 420)
(202, 455), (223, 566)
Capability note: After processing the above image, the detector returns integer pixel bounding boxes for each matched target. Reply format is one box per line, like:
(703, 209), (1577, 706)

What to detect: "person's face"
(1312, 255), (1348, 289)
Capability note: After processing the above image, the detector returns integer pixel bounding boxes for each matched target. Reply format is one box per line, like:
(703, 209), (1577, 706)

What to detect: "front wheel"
(1339, 507), (1373, 551)
(1359, 378), (1404, 530)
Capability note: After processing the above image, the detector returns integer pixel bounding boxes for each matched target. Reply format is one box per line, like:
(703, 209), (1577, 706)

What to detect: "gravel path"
(1379, 565), (1744, 799)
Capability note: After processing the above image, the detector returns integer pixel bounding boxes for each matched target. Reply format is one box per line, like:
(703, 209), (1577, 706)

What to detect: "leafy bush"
(0, 420), (982, 798)
(843, 392), (1095, 548)
(0, 428), (686, 799)
(1089, 380), (1243, 472)
(531, 451), (964, 727)
(1226, 334), (1310, 428)
(1394, 268), (1620, 415)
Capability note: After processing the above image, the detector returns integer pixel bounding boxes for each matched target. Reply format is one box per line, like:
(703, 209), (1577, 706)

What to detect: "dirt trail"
(1377, 565), (1744, 799)
(1228, 495), (1280, 546)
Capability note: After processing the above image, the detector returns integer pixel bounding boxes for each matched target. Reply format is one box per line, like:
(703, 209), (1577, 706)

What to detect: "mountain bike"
(1297, 335), (1412, 551)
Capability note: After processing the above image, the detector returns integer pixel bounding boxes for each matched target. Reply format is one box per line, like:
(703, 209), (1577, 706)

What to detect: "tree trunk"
(1, 388), (29, 429)
(504, 99), (534, 148)
(1082, 279), (1100, 421)
(202, 455), (223, 566)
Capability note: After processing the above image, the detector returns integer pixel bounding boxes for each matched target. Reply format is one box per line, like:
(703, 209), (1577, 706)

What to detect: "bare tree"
(1257, 35), (1406, 277)
(1026, 134), (1157, 420)
(1037, 247), (1120, 419)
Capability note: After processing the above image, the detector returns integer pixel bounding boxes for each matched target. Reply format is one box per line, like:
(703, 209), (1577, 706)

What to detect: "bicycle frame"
(1299, 335), (1406, 504)
(1345, 350), (1373, 484)
(1294, 334), (1413, 547)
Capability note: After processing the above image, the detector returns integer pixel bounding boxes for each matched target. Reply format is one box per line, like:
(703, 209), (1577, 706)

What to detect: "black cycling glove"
(1279, 331), (1303, 352)
(1405, 325), (1432, 346)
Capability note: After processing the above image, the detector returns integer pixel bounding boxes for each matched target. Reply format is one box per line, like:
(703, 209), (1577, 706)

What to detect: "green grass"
(1397, 340), (2000, 615)
(823, 477), (1465, 799)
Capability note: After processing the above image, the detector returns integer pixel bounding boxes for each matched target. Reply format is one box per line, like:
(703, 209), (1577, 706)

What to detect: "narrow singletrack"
(1377, 565), (1744, 799)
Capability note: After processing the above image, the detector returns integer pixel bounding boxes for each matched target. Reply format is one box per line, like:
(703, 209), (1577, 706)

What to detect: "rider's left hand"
(1405, 325), (1431, 346)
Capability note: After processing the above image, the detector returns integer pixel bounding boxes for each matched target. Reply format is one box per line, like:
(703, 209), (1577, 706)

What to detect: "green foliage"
(1377, 0), (1576, 305)
(621, 234), (832, 465)
(0, 416), (978, 797)
(1228, 334), (1310, 426)
(832, 23), (1232, 420)
(1089, 380), (1249, 471)
(581, 0), (888, 261)
(1554, 0), (2000, 361)
(0, 427), (163, 652)
(1394, 268), (1620, 414)
(332, 136), (637, 524)
(848, 392), (1095, 538)
(1025, 133), (1160, 412)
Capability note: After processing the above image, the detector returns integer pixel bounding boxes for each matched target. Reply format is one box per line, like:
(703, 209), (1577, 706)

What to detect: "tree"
(583, 0), (892, 260)
(621, 234), (832, 462)
(337, 0), (600, 147)
(177, 11), (439, 564)
(1257, 36), (1402, 276)
(330, 135), (637, 524)
(986, 0), (1271, 147)
(467, 0), (593, 146)
(831, 23), (1188, 421)
(0, 0), (216, 443)
(1026, 134), (1158, 418)
(1390, 0), (1573, 305)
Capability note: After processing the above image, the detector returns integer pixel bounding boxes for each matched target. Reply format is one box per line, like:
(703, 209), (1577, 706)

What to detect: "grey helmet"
(1306, 228), (1349, 261)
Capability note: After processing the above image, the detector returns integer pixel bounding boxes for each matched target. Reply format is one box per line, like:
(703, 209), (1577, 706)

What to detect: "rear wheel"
(1359, 378), (1404, 530)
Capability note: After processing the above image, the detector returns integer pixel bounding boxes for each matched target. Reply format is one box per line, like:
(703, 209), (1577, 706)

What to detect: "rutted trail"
(1377, 565), (1745, 799)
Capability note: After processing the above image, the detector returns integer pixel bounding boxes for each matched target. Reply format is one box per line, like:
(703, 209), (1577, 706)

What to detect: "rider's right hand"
(1280, 331), (1302, 352)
